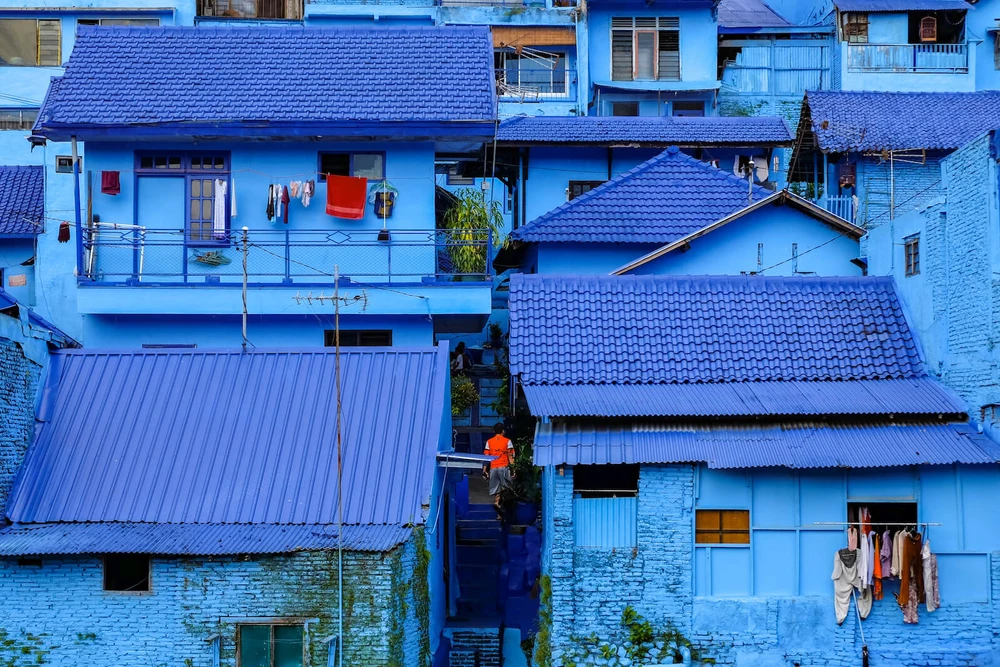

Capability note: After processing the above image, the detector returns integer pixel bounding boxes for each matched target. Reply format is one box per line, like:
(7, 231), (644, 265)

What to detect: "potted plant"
(509, 437), (540, 525)
(451, 375), (479, 416)
(441, 188), (505, 278)
(486, 322), (504, 348)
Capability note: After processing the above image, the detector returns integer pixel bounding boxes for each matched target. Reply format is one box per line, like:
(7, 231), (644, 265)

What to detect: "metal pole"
(241, 227), (249, 352)
(71, 137), (83, 274)
(889, 150), (895, 221)
(335, 264), (343, 667)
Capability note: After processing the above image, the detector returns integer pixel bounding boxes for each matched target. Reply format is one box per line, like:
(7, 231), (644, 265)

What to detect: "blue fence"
(80, 227), (494, 286)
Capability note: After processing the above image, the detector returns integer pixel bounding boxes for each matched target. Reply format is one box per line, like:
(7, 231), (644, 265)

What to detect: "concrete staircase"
(448, 502), (503, 667)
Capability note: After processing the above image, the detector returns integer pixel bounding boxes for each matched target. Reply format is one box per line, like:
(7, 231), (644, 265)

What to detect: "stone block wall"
(859, 155), (944, 229)
(0, 337), (41, 518)
(0, 533), (430, 667)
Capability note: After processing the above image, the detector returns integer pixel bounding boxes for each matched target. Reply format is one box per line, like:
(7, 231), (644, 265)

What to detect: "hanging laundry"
(290, 180), (301, 198)
(326, 174), (367, 219)
(873, 533), (883, 600)
(275, 183), (283, 221)
(860, 506), (872, 536)
(922, 540), (940, 612)
(281, 186), (290, 225)
(898, 532), (925, 608)
(865, 531), (875, 588)
(892, 529), (904, 577)
(848, 526), (858, 550)
(213, 179), (227, 240)
(857, 529), (869, 592)
(880, 528), (892, 578)
(266, 184), (275, 221)
(302, 180), (314, 207)
(230, 176), (237, 219)
(903, 577), (920, 624)
(832, 548), (862, 625)
(857, 586), (872, 620)
(101, 171), (120, 195)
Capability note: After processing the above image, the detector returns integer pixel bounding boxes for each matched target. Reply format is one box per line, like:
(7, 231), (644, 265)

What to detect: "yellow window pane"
(721, 531), (750, 545)
(696, 510), (720, 531)
(722, 510), (749, 531)
(696, 531), (721, 544)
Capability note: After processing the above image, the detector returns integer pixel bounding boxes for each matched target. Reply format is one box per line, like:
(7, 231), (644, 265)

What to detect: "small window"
(103, 554), (150, 592)
(568, 180), (605, 200)
(319, 153), (384, 181)
(843, 12), (868, 43)
(672, 101), (704, 117)
(610, 17), (680, 82)
(446, 164), (475, 186)
(324, 329), (393, 347)
(55, 155), (80, 173)
(696, 509), (750, 544)
(904, 235), (920, 277)
(0, 19), (61, 66)
(238, 624), (304, 667)
(0, 108), (38, 130)
(611, 102), (639, 117)
(919, 16), (937, 42)
(573, 464), (639, 498)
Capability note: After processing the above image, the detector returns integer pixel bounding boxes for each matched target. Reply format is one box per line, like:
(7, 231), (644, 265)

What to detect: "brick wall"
(0, 338), (41, 519)
(547, 464), (1000, 666)
(0, 535), (429, 667)
(859, 155), (944, 229)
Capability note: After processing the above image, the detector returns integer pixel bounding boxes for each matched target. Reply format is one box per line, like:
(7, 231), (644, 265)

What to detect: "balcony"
(80, 227), (494, 286)
(197, 0), (302, 20)
(846, 43), (968, 73)
(496, 68), (575, 101)
(823, 196), (856, 225)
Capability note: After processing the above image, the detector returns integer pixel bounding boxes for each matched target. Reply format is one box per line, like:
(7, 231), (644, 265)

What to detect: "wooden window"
(568, 180), (605, 200)
(611, 101), (639, 117)
(136, 152), (231, 243)
(324, 329), (393, 347)
(103, 554), (150, 592)
(920, 16), (937, 42)
(0, 19), (61, 66)
(843, 12), (868, 43)
(904, 235), (920, 277)
(611, 17), (680, 81)
(696, 509), (750, 544)
(319, 152), (384, 181)
(238, 624), (304, 667)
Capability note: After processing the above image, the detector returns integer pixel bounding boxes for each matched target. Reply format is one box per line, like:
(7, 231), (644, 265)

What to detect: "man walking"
(483, 422), (514, 511)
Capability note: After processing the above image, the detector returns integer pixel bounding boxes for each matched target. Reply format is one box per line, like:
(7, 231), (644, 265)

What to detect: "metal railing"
(846, 43), (968, 73)
(80, 227), (494, 286)
(823, 196), (856, 224)
(496, 68), (574, 100)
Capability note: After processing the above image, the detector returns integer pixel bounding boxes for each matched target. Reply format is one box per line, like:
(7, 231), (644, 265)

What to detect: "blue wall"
(544, 463), (1000, 666)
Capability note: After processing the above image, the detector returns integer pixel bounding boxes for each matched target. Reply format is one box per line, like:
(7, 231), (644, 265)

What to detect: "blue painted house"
(496, 146), (864, 276)
(0, 166), (43, 305)
(790, 89), (1000, 227)
(28, 24), (498, 347)
(0, 345), (453, 666)
(867, 129), (1000, 439)
(509, 272), (1000, 666)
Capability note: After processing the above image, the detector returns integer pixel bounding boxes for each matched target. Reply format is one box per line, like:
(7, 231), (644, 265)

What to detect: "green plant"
(441, 188), (505, 275)
(451, 375), (479, 416)
(533, 576), (553, 667)
(487, 322), (504, 341)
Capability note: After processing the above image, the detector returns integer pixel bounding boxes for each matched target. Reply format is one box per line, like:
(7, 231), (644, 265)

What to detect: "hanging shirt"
(923, 540), (940, 613)
(865, 532), (876, 587)
(484, 434), (513, 469)
(831, 548), (862, 625)
(275, 183), (283, 220)
(880, 528), (892, 578)
(266, 184), (275, 221)
(847, 526), (858, 550)
(303, 180), (314, 207)
(281, 185), (290, 224)
(858, 530), (869, 592)
(213, 179), (227, 240)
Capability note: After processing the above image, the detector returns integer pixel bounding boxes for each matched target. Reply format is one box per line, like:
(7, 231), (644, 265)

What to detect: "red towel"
(326, 174), (367, 219)
(101, 171), (120, 195)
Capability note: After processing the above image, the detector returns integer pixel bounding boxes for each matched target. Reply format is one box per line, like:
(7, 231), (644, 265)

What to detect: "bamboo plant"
(441, 188), (506, 276)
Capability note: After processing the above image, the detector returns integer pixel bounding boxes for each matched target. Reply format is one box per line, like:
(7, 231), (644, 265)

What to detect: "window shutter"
(658, 30), (680, 81)
(634, 17), (656, 28)
(611, 17), (633, 28)
(612, 29), (633, 81)
(658, 17), (679, 29)
(37, 19), (60, 66)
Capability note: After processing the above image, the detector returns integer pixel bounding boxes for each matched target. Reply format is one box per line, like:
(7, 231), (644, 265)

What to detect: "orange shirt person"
(483, 423), (514, 508)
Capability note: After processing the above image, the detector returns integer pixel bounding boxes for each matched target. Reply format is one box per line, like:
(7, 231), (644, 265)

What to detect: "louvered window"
(0, 19), (61, 66)
(611, 17), (680, 81)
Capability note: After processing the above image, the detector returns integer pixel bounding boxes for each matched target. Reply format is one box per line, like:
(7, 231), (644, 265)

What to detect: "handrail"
(846, 42), (968, 73)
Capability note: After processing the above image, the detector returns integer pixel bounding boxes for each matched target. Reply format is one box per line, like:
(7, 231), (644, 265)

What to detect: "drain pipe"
(72, 136), (83, 274)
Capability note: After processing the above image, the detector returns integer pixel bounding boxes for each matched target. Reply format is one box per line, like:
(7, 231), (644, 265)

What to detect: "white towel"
(213, 179), (228, 239)
(230, 176), (237, 218)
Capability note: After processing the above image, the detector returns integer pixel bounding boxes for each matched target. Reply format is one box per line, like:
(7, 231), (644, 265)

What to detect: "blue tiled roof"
(511, 147), (773, 244)
(35, 25), (496, 137)
(509, 273), (928, 391)
(496, 115), (792, 145)
(718, 0), (791, 28)
(533, 421), (1000, 468)
(2, 347), (448, 555)
(834, 0), (969, 10)
(522, 378), (963, 419)
(804, 90), (1000, 153)
(0, 166), (43, 236)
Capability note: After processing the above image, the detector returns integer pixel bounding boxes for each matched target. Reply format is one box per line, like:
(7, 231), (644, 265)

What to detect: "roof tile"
(497, 115), (792, 145)
(0, 166), (43, 236)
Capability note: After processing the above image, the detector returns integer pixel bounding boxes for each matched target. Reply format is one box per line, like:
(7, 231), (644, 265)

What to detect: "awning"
(533, 421), (1000, 468)
(492, 26), (576, 48)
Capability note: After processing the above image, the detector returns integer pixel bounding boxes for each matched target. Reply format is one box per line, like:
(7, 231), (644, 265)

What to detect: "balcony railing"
(197, 0), (300, 19)
(80, 227), (494, 286)
(496, 68), (575, 101)
(846, 43), (968, 73)
(823, 196), (856, 224)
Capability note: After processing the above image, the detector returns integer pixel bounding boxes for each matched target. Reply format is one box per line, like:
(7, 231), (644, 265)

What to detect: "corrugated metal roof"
(804, 90), (1000, 153)
(718, 0), (792, 27)
(509, 274), (924, 386)
(0, 523), (410, 556)
(522, 378), (963, 418)
(0, 166), (43, 237)
(496, 116), (792, 145)
(534, 421), (1000, 468)
(35, 25), (496, 136)
(2, 347), (448, 554)
(834, 0), (969, 11)
(511, 147), (774, 245)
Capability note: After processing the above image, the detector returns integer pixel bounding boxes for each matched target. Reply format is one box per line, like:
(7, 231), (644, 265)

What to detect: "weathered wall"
(0, 338), (41, 519)
(0, 533), (432, 667)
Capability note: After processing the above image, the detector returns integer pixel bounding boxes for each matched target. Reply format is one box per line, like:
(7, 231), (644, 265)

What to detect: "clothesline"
(814, 522), (943, 527)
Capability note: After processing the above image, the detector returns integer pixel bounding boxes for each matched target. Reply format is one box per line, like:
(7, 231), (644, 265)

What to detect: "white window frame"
(610, 17), (681, 82)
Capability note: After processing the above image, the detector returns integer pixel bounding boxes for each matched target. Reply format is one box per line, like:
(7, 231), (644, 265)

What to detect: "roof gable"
(511, 147), (774, 245)
(35, 25), (496, 138)
(0, 166), (43, 237)
(7, 348), (448, 536)
(509, 274), (925, 386)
